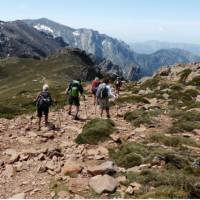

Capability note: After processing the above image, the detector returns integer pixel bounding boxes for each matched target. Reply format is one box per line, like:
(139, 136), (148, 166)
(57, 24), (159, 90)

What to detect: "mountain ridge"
(23, 18), (200, 80)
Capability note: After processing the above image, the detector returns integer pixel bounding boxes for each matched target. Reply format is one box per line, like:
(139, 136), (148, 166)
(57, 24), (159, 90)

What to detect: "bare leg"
(106, 108), (110, 118)
(100, 109), (104, 118)
(75, 106), (79, 119)
(93, 95), (96, 105)
(68, 105), (72, 115)
(45, 115), (48, 126)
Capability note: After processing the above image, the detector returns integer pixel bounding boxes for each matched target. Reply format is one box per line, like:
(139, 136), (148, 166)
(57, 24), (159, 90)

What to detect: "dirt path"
(0, 88), (137, 198)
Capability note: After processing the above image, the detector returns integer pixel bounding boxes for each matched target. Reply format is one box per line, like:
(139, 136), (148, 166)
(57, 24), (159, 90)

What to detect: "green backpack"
(70, 81), (80, 97)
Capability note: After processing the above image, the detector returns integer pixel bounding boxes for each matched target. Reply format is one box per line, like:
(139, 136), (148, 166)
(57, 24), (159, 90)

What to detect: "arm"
(107, 85), (116, 98)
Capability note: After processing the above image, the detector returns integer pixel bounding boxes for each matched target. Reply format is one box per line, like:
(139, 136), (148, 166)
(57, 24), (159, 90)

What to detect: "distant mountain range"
(23, 18), (200, 79)
(0, 18), (200, 80)
(131, 40), (200, 55)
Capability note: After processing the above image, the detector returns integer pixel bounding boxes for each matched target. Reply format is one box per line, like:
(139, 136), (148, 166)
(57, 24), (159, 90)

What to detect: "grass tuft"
(75, 118), (115, 145)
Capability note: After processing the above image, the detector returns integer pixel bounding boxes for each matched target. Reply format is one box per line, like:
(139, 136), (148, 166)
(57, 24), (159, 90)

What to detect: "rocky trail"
(1, 77), (200, 198)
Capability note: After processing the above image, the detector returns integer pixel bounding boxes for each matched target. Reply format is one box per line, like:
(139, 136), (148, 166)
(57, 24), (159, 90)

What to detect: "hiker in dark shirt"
(35, 84), (53, 131)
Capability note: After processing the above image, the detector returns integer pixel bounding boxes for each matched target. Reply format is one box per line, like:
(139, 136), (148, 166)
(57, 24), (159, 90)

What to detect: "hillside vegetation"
(1, 62), (200, 198)
(0, 48), (99, 118)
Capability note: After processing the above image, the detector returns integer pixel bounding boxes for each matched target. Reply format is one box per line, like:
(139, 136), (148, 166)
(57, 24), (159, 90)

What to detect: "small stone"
(126, 186), (134, 194)
(57, 191), (70, 198)
(46, 160), (55, 171)
(50, 191), (56, 198)
(87, 161), (116, 175)
(18, 136), (31, 145)
(37, 165), (47, 173)
(61, 161), (83, 175)
(43, 132), (54, 139)
(117, 176), (127, 184)
(4, 149), (19, 163)
(89, 175), (118, 194)
(10, 192), (26, 199)
(68, 177), (89, 193)
(130, 182), (142, 192)
(38, 153), (45, 161)
(3, 165), (15, 177)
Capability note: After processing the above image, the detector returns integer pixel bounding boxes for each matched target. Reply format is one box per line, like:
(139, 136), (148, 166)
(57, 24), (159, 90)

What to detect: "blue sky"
(1, 0), (200, 44)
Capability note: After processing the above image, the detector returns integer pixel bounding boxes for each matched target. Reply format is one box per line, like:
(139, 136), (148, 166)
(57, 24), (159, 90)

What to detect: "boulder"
(87, 161), (116, 175)
(89, 175), (118, 194)
(4, 149), (19, 163)
(61, 161), (83, 176)
(3, 164), (15, 177)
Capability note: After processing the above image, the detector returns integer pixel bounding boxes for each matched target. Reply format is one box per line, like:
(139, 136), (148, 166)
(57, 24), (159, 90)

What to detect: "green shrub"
(178, 68), (192, 83)
(124, 109), (161, 127)
(75, 118), (115, 145)
(141, 77), (161, 90)
(109, 142), (148, 168)
(139, 186), (189, 198)
(188, 76), (200, 86)
(169, 110), (200, 133)
(149, 133), (198, 147)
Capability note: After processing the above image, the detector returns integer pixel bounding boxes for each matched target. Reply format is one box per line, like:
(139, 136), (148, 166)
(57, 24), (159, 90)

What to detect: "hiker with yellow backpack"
(66, 79), (85, 120)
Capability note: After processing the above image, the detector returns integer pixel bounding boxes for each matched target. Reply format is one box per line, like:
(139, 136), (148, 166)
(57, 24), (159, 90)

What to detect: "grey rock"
(89, 174), (118, 194)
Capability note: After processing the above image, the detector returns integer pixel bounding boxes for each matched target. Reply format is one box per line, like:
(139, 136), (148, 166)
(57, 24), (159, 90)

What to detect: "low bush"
(109, 142), (148, 168)
(169, 110), (200, 133)
(75, 118), (115, 145)
(149, 133), (198, 147)
(124, 109), (161, 127)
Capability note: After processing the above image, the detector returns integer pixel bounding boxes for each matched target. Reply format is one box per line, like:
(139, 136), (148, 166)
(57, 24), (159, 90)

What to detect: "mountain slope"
(136, 48), (200, 76)
(0, 48), (100, 100)
(23, 18), (140, 78)
(131, 40), (200, 55)
(0, 20), (67, 59)
(24, 18), (200, 80)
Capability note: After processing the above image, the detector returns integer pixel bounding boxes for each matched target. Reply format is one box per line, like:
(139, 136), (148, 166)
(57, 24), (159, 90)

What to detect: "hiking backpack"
(97, 85), (109, 99)
(70, 81), (80, 97)
(37, 91), (51, 109)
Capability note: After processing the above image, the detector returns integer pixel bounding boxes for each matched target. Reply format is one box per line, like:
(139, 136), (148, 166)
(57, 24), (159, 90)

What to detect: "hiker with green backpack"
(66, 79), (85, 120)
(96, 78), (116, 118)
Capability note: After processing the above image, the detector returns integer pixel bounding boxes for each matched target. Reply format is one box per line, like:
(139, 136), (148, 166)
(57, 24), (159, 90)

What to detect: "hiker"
(35, 84), (53, 131)
(91, 77), (100, 105)
(114, 77), (122, 95)
(96, 79), (116, 118)
(66, 79), (85, 120)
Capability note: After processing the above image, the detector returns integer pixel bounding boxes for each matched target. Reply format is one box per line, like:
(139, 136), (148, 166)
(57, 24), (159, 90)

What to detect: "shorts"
(37, 107), (49, 118)
(92, 88), (97, 95)
(68, 96), (80, 106)
(98, 98), (109, 110)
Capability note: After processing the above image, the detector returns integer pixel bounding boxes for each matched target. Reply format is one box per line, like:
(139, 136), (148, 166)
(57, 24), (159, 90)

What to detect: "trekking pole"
(83, 98), (88, 119)
(55, 101), (61, 129)
(94, 97), (97, 115)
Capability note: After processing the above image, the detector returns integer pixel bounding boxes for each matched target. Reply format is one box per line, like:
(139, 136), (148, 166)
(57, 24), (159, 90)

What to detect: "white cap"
(43, 84), (49, 92)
